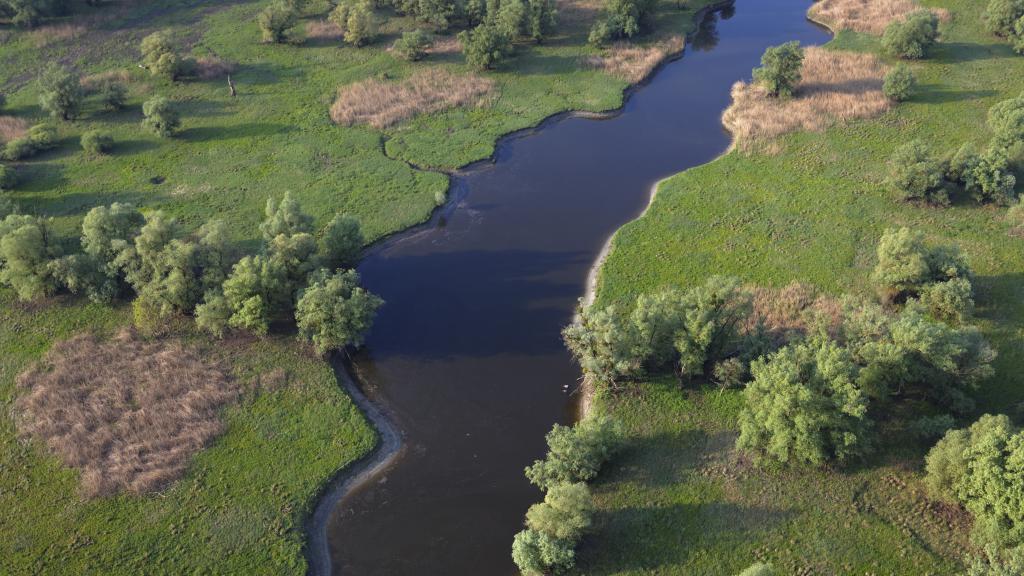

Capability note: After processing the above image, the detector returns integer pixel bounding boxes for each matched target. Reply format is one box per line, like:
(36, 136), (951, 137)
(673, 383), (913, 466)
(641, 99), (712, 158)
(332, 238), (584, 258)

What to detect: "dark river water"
(325, 2), (830, 574)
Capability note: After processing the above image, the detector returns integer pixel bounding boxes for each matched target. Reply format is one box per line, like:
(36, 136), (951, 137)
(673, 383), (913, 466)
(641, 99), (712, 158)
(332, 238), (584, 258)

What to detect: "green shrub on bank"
(392, 29), (433, 61)
(752, 41), (803, 98)
(882, 10), (940, 59)
(883, 63), (916, 101)
(525, 415), (621, 490)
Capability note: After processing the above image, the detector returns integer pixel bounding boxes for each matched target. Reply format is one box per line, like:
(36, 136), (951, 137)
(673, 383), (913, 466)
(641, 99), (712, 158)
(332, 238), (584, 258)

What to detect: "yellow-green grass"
(0, 0), (720, 572)
(585, 0), (1024, 573)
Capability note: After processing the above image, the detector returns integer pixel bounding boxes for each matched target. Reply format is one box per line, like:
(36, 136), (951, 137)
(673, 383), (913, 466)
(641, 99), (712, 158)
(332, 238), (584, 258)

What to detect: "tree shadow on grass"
(606, 429), (710, 488)
(112, 139), (160, 156)
(234, 62), (284, 86)
(179, 122), (293, 143)
(933, 41), (1016, 64)
(914, 83), (997, 104)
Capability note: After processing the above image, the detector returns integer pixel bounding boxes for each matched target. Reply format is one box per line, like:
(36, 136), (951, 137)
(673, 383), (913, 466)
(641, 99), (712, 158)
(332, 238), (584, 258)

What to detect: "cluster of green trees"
(458, 0), (557, 69)
(882, 10), (940, 59)
(329, 0), (378, 46)
(0, 0), (73, 27)
(888, 93), (1021, 206)
(587, 0), (654, 46)
(984, 0), (1024, 54)
(512, 416), (620, 575)
(0, 194), (380, 355)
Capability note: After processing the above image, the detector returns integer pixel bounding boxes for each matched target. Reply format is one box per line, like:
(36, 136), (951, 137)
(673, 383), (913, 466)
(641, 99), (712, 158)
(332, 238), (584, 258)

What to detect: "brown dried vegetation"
(27, 23), (86, 47)
(305, 19), (343, 41)
(747, 281), (842, 344)
(330, 68), (495, 129)
(14, 329), (238, 498)
(80, 69), (131, 92)
(808, 0), (950, 35)
(0, 116), (30, 143)
(722, 47), (891, 152)
(583, 36), (685, 84)
(194, 55), (236, 80)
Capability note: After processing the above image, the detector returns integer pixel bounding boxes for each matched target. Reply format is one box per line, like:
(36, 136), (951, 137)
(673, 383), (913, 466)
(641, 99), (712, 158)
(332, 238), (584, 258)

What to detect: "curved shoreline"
(305, 2), (736, 573)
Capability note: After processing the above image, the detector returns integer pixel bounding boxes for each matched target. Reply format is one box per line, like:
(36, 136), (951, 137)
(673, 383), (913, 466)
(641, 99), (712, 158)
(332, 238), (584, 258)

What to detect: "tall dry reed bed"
(808, 0), (950, 35)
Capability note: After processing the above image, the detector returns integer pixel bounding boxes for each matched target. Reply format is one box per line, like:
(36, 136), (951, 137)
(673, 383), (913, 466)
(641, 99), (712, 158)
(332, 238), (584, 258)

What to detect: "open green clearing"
(0, 0), (720, 573)
(585, 0), (1024, 573)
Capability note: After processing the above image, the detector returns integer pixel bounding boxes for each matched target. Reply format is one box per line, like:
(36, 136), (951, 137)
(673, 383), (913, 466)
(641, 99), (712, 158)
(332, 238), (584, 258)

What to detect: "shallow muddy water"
(324, 2), (830, 574)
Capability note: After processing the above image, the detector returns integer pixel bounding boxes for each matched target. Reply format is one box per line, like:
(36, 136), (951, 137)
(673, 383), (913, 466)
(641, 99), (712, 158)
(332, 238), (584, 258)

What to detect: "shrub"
(882, 10), (939, 59)
(983, 0), (1024, 36)
(524, 415), (621, 490)
(295, 268), (383, 355)
(459, 23), (513, 70)
(511, 529), (575, 576)
(947, 142), (980, 184)
(673, 276), (752, 379)
(925, 414), (1024, 548)
(260, 190), (314, 241)
(871, 227), (971, 302)
(0, 213), (60, 300)
(0, 164), (15, 190)
(965, 545), (1024, 576)
(752, 41), (804, 98)
(80, 130), (113, 155)
(1014, 17), (1024, 54)
(38, 64), (82, 120)
(140, 30), (181, 79)
(495, 0), (527, 39)
(2, 123), (57, 161)
(331, 0), (377, 46)
(883, 63), (915, 101)
(736, 338), (872, 467)
(318, 213), (363, 270)
(987, 93), (1024, 149)
(392, 29), (433, 60)
(99, 81), (128, 110)
(918, 277), (974, 324)
(141, 96), (181, 137)
(195, 291), (232, 338)
(525, 482), (593, 541)
(563, 303), (641, 388)
(886, 140), (947, 204)
(966, 145), (1017, 204)
(713, 357), (748, 389)
(258, 0), (299, 43)
(588, 0), (655, 45)
(526, 0), (557, 43)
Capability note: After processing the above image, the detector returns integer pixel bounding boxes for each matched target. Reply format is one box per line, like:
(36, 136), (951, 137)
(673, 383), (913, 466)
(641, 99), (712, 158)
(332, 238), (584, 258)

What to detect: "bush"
(987, 93), (1024, 149)
(195, 290), (232, 338)
(871, 227), (972, 302)
(140, 30), (181, 79)
(965, 545), (1024, 576)
(1014, 17), (1024, 54)
(331, 0), (377, 46)
(141, 96), (181, 137)
(883, 63), (915, 101)
(38, 64), (83, 121)
(918, 277), (974, 324)
(925, 414), (1024, 548)
(587, 0), (655, 45)
(80, 130), (113, 155)
(0, 213), (60, 300)
(2, 123), (57, 161)
(713, 357), (748, 389)
(752, 41), (803, 98)
(563, 303), (641, 388)
(318, 213), (363, 270)
(459, 23), (513, 70)
(99, 81), (128, 111)
(736, 338), (872, 467)
(966, 145), (1017, 204)
(525, 415), (621, 490)
(983, 0), (1024, 36)
(511, 529), (575, 575)
(526, 0), (557, 43)
(0, 164), (16, 190)
(257, 0), (299, 43)
(886, 140), (947, 204)
(295, 268), (383, 355)
(673, 276), (752, 379)
(525, 482), (593, 541)
(392, 29), (433, 61)
(882, 10), (939, 59)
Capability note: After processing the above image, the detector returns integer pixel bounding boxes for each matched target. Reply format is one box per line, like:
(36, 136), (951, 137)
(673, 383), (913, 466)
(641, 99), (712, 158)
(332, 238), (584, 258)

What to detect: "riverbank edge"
(576, 1), (838, 419)
(303, 1), (735, 573)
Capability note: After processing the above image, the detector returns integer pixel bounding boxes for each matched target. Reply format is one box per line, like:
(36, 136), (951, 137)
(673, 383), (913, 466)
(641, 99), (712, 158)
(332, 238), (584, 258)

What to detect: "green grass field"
(0, 0), (719, 572)
(584, 0), (1024, 573)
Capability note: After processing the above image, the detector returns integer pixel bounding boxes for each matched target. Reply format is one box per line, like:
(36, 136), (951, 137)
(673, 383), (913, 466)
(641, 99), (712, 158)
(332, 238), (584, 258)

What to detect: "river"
(321, 2), (830, 573)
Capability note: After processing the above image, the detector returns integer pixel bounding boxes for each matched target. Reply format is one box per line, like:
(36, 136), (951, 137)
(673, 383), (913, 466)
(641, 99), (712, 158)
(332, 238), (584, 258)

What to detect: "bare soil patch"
(722, 47), (891, 152)
(808, 0), (950, 35)
(14, 329), (238, 498)
(582, 36), (685, 84)
(0, 116), (30, 143)
(330, 67), (495, 129)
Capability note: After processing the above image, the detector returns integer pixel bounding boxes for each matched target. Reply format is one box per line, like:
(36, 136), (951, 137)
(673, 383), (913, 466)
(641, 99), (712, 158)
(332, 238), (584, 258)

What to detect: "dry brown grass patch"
(808, 0), (950, 35)
(582, 36), (685, 84)
(722, 46), (891, 152)
(330, 68), (495, 129)
(306, 19), (343, 41)
(80, 69), (131, 92)
(426, 36), (462, 55)
(747, 281), (842, 343)
(194, 55), (236, 80)
(27, 23), (86, 47)
(0, 116), (30, 144)
(558, 0), (603, 28)
(15, 329), (238, 498)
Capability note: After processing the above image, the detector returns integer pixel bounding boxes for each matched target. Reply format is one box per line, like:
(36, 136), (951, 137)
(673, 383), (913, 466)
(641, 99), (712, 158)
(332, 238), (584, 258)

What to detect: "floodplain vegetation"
(575, 0), (1024, 573)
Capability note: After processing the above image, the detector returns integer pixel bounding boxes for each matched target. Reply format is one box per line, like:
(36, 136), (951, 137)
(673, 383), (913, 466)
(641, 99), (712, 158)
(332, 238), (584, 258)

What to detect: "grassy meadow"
(0, 0), (720, 572)
(584, 0), (1024, 573)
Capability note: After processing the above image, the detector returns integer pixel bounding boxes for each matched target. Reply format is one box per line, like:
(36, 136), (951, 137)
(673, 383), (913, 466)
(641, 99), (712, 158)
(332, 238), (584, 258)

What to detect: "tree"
(495, 0), (526, 39)
(587, 0), (654, 45)
(1014, 17), (1024, 54)
(260, 191), (314, 241)
(752, 41), (803, 98)
(80, 202), (145, 301)
(0, 0), (69, 27)
(196, 290), (232, 337)
(882, 10), (940, 59)
(965, 545), (1024, 576)
(295, 268), (383, 355)
(392, 29), (434, 61)
(925, 414), (1024, 548)
(562, 303), (641, 388)
(38, 64), (82, 121)
(524, 415), (621, 490)
(459, 23), (513, 70)
(525, 482), (593, 541)
(630, 287), (687, 370)
(673, 276), (752, 379)
(0, 214), (60, 300)
(99, 81), (128, 111)
(871, 227), (972, 302)
(918, 277), (974, 324)
(0, 164), (15, 190)
(526, 0), (556, 42)
(966, 145), (1017, 204)
(983, 0), (1024, 36)
(318, 213), (363, 270)
(80, 130), (113, 155)
(257, 0), (299, 43)
(987, 92), (1024, 149)
(140, 30), (181, 79)
(142, 96), (181, 137)
(887, 140), (948, 204)
(344, 1), (377, 46)
(736, 338), (872, 467)
(511, 529), (576, 576)
(883, 63), (915, 101)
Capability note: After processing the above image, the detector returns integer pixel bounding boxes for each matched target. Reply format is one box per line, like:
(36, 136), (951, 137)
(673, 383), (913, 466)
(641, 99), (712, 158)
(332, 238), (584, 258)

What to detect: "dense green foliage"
(38, 64), (82, 121)
(883, 63), (916, 102)
(524, 415), (621, 490)
(257, 0), (299, 43)
(80, 130), (113, 155)
(141, 96), (181, 137)
(295, 268), (383, 355)
(983, 0), (1024, 36)
(588, 0), (654, 45)
(870, 227), (972, 303)
(141, 30), (183, 79)
(886, 139), (947, 204)
(752, 41), (803, 98)
(882, 10), (940, 59)
(459, 21), (513, 69)
(330, 0), (378, 46)
(392, 29), (434, 60)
